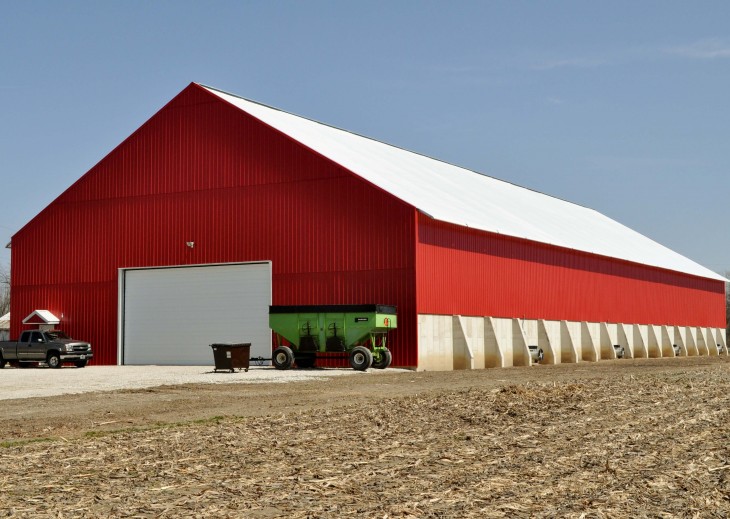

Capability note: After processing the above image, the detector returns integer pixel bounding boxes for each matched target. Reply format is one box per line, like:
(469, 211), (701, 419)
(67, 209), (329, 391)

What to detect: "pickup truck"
(0, 330), (93, 369)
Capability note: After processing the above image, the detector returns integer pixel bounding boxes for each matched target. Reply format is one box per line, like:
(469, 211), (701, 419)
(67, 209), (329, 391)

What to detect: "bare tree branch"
(0, 262), (9, 316)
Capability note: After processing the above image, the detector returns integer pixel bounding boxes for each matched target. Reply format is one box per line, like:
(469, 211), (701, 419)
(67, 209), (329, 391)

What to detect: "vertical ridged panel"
(416, 215), (725, 328)
(10, 85), (418, 367)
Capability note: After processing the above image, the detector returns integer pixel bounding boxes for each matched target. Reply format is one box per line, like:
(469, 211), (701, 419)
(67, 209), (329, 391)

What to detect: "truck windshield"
(45, 331), (70, 340)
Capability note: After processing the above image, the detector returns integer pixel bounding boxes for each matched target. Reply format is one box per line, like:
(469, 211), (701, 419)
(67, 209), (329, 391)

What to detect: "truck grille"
(72, 345), (90, 352)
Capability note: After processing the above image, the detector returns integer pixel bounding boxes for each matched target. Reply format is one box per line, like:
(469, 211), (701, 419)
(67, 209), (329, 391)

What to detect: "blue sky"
(1, 1), (728, 275)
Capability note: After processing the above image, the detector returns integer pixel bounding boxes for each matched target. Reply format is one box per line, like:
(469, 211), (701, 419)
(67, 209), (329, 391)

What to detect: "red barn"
(8, 83), (727, 369)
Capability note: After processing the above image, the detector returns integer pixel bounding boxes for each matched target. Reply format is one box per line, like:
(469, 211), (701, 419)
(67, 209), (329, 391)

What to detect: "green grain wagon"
(269, 304), (397, 370)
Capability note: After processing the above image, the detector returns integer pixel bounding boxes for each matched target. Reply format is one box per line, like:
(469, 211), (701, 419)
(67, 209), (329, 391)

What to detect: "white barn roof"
(203, 85), (725, 282)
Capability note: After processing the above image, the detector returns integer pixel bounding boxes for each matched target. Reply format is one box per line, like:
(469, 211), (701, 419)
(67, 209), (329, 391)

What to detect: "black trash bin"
(210, 343), (251, 372)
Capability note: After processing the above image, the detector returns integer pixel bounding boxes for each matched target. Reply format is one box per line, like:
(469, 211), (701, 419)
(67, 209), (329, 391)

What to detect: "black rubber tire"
(349, 346), (373, 371)
(272, 346), (295, 370)
(0, 356), (6, 369)
(295, 356), (316, 369)
(74, 360), (88, 368)
(47, 353), (62, 369)
(371, 349), (392, 369)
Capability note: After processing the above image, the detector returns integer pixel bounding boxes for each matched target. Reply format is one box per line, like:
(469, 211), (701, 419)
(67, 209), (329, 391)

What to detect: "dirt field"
(2, 357), (730, 517)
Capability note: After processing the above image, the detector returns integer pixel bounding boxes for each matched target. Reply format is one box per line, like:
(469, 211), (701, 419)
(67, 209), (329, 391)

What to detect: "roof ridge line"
(198, 83), (593, 212)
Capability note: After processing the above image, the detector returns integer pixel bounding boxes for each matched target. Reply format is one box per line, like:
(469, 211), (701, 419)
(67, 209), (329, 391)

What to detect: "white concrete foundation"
(416, 314), (727, 371)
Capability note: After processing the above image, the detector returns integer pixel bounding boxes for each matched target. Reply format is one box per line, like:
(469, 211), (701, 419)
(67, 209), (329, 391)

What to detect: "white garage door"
(120, 262), (271, 365)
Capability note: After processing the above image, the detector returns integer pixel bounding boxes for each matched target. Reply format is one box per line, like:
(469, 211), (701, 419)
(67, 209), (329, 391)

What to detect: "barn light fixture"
(186, 241), (195, 248)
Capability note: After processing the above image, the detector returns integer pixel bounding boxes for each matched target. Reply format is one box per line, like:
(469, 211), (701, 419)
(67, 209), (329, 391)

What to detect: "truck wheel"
(74, 360), (88, 368)
(349, 346), (373, 371)
(0, 356), (5, 369)
(47, 353), (62, 369)
(371, 349), (392, 369)
(272, 346), (294, 370)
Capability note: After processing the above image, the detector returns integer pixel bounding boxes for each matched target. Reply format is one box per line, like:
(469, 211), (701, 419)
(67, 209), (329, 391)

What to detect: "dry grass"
(1, 365), (730, 517)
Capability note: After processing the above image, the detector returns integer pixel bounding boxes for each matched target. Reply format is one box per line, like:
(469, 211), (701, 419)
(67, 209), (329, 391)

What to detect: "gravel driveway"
(0, 365), (409, 400)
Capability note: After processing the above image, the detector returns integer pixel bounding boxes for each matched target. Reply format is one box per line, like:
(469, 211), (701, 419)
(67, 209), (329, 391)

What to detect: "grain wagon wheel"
(295, 356), (316, 369)
(272, 346), (295, 370)
(371, 349), (392, 370)
(349, 346), (373, 371)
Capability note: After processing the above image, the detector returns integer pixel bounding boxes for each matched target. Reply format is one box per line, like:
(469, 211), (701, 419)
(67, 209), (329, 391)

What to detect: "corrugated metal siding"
(9, 281), (118, 365)
(416, 215), (726, 328)
(205, 86), (725, 283)
(10, 84), (418, 367)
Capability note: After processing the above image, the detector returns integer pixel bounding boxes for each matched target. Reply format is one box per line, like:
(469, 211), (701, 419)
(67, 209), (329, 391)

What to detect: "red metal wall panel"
(416, 215), (726, 328)
(11, 84), (418, 367)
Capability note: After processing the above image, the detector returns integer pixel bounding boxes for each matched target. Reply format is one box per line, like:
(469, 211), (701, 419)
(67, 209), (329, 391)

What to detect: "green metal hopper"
(269, 304), (397, 371)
